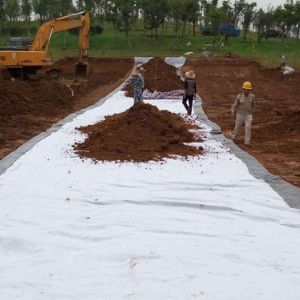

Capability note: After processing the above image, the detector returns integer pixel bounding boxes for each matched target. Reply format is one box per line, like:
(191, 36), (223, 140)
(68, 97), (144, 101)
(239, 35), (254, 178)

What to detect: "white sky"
(253, 0), (287, 9)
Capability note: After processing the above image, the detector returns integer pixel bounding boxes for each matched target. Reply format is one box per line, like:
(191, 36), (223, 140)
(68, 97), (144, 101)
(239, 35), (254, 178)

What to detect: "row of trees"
(0, 0), (300, 42)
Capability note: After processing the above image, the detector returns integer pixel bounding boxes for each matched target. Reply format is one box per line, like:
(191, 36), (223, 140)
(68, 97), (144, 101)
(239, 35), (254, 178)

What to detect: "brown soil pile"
(74, 103), (202, 162)
(125, 57), (182, 96)
(0, 80), (72, 121)
(0, 57), (133, 158)
(186, 56), (300, 187)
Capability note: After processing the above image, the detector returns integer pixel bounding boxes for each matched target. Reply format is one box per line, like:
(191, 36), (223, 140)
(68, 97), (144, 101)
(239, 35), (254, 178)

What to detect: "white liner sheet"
(0, 92), (300, 300)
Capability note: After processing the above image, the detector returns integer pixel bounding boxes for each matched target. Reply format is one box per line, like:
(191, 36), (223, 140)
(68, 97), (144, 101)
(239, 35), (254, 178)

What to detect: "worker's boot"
(182, 97), (189, 112)
(187, 107), (192, 115)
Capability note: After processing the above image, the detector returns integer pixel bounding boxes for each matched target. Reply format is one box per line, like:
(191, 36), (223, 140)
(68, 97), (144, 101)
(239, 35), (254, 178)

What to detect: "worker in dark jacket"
(128, 66), (145, 104)
(182, 70), (197, 115)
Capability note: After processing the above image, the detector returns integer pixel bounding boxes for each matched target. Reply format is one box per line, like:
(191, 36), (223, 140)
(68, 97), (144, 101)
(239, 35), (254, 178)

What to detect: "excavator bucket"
(75, 63), (88, 77)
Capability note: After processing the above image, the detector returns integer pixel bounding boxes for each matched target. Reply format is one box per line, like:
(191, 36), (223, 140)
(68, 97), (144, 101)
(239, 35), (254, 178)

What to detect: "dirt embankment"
(74, 103), (202, 162)
(186, 56), (300, 187)
(0, 57), (133, 159)
(124, 57), (183, 96)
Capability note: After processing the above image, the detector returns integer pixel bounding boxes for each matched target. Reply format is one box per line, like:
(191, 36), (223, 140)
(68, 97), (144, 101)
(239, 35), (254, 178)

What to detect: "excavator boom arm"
(30, 11), (90, 63)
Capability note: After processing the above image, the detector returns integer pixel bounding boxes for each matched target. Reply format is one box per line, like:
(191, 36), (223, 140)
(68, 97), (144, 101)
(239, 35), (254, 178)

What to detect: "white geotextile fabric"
(134, 57), (153, 65)
(165, 56), (187, 68)
(143, 89), (183, 99)
(0, 92), (300, 300)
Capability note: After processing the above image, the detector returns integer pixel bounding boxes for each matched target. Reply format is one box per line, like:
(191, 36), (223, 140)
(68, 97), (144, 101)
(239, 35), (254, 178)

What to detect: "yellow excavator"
(0, 11), (90, 79)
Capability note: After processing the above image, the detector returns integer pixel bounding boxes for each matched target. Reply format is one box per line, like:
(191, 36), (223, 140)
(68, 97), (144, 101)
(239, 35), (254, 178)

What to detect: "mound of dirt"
(0, 80), (72, 121)
(124, 57), (183, 96)
(0, 57), (133, 158)
(74, 103), (203, 162)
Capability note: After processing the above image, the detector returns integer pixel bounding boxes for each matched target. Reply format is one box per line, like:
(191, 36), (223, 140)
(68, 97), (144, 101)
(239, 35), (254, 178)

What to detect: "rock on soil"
(124, 57), (183, 96)
(74, 103), (203, 162)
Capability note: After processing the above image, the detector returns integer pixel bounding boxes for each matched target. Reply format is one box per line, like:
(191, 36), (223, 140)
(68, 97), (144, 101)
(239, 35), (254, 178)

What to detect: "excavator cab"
(0, 11), (90, 80)
(0, 37), (33, 51)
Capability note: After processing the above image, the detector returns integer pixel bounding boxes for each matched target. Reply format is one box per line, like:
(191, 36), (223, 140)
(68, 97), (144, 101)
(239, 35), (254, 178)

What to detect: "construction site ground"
(0, 57), (133, 159)
(0, 56), (300, 299)
(184, 56), (300, 187)
(1, 90), (300, 300)
(0, 55), (299, 188)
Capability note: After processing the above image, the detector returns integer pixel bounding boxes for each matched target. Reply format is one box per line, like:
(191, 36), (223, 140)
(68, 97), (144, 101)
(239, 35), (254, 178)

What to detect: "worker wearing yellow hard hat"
(242, 81), (252, 90)
(231, 81), (256, 146)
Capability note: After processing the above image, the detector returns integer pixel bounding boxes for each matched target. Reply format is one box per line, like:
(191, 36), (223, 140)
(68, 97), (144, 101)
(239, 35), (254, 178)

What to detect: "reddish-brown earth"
(0, 57), (133, 158)
(2, 55), (299, 187)
(185, 56), (300, 187)
(74, 103), (202, 162)
(124, 57), (182, 96)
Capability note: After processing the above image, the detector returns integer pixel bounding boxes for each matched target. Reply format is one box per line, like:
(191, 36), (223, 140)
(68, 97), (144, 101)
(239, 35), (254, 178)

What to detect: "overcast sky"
(254, 0), (287, 9)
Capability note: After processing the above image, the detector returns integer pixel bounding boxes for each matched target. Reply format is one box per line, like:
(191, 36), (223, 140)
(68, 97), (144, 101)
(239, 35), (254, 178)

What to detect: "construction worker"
(128, 66), (145, 104)
(279, 54), (286, 68)
(182, 70), (197, 115)
(231, 81), (256, 146)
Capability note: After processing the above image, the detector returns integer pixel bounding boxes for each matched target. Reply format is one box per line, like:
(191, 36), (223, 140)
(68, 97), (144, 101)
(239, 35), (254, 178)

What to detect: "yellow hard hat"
(242, 81), (252, 90)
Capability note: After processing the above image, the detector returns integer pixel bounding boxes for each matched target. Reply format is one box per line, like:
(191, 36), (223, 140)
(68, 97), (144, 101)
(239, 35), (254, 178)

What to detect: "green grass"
(1, 21), (300, 67)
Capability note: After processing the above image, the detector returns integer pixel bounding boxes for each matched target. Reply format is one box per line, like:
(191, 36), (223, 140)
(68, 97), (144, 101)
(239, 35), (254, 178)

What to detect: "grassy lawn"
(1, 21), (300, 67)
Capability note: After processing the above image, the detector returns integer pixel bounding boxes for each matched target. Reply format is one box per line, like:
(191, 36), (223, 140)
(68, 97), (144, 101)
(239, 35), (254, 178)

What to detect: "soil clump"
(124, 57), (182, 96)
(74, 103), (202, 162)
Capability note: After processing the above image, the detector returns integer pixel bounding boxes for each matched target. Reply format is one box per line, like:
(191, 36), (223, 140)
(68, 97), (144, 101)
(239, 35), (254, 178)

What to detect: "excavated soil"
(74, 103), (202, 162)
(185, 56), (300, 187)
(0, 57), (133, 158)
(124, 57), (182, 96)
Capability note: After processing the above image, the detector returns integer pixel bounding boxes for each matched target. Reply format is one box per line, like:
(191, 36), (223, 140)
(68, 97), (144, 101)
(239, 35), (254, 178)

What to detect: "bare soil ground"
(185, 56), (300, 187)
(1, 55), (299, 188)
(0, 57), (133, 159)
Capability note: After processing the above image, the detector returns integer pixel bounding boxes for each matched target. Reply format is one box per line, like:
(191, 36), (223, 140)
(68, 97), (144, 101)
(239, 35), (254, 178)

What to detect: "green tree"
(21, 0), (31, 21)
(241, 2), (257, 40)
(105, 1), (118, 33)
(58, 0), (73, 15)
(105, 0), (138, 42)
(5, 0), (20, 21)
(204, 0), (227, 36)
(32, 0), (58, 21)
(168, 0), (184, 36)
(295, 1), (300, 38)
(254, 9), (265, 42)
(141, 0), (169, 38)
(0, 0), (6, 33)
(254, 7), (274, 42)
(274, 4), (296, 40)
(33, 0), (71, 21)
(94, 0), (107, 18)
(76, 0), (84, 11)
(186, 0), (199, 37)
(169, 0), (199, 38)
(76, 0), (98, 15)
(232, 0), (246, 26)
(115, 0), (138, 38)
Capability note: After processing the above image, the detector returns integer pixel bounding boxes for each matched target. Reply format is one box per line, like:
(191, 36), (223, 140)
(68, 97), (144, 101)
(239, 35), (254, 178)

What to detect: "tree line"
(0, 0), (300, 42)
